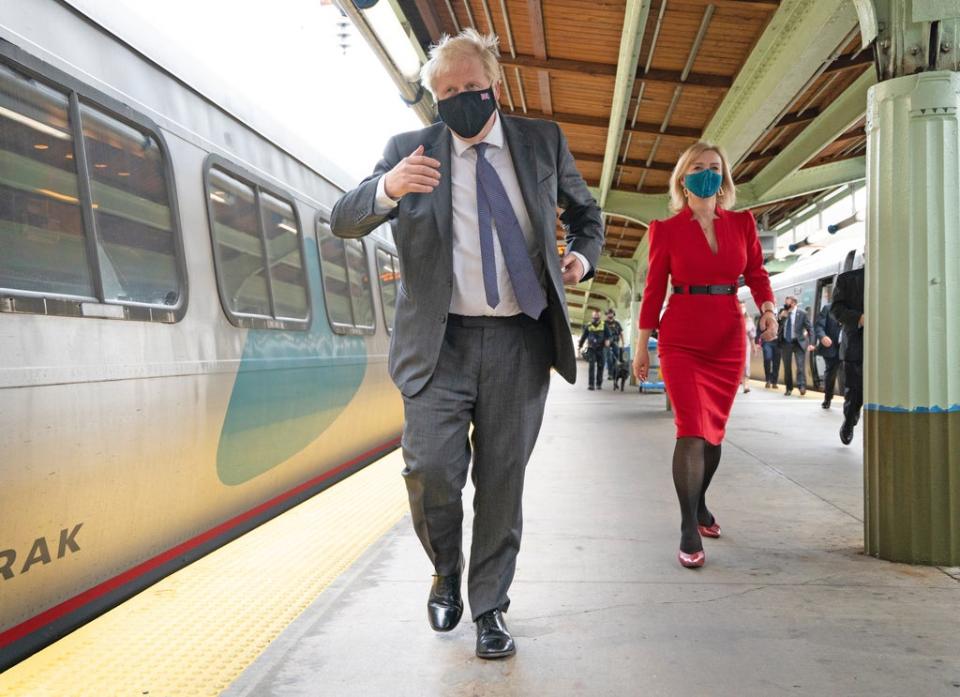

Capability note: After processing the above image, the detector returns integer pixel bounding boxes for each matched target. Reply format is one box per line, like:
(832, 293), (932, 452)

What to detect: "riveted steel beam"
(739, 157), (866, 208)
(702, 0), (860, 164)
(596, 255), (639, 291)
(593, 188), (671, 227)
(748, 70), (875, 199)
(598, 0), (653, 209)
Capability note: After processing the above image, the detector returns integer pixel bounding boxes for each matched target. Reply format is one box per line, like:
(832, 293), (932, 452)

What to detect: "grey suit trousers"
(401, 313), (552, 621)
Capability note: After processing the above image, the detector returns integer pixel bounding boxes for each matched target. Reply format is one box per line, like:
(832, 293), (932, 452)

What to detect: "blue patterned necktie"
(474, 142), (547, 319)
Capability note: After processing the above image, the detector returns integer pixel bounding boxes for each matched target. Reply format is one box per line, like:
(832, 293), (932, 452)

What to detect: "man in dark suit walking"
(831, 268), (865, 444)
(778, 295), (815, 396)
(330, 29), (603, 659)
(815, 286), (843, 409)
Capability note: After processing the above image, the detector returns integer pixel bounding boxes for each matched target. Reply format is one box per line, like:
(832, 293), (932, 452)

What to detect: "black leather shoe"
(475, 609), (515, 659)
(784, 390), (792, 397)
(840, 420), (854, 445)
(821, 400), (831, 409)
(428, 565), (463, 632)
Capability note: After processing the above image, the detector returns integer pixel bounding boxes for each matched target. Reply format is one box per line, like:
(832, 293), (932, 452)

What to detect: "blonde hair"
(668, 141), (736, 213)
(420, 28), (501, 98)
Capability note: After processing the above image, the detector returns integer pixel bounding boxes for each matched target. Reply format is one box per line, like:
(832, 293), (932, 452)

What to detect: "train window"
(204, 159), (311, 330)
(260, 192), (308, 320)
(376, 248), (398, 332)
(0, 63), (94, 298)
(79, 104), (181, 306)
(345, 238), (375, 330)
(315, 217), (376, 335)
(316, 218), (354, 328)
(0, 57), (187, 322)
(208, 168), (271, 317)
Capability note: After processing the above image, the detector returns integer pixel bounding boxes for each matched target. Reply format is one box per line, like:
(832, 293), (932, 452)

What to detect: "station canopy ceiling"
(380, 0), (873, 319)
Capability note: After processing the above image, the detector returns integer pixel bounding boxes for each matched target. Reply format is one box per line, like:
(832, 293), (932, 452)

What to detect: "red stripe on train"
(0, 437), (401, 650)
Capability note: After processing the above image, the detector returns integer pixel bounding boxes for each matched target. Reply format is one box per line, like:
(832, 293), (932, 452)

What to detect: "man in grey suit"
(778, 295), (815, 396)
(330, 29), (603, 659)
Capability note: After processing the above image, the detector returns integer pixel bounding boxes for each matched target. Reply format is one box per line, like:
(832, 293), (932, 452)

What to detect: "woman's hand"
(759, 311), (778, 341)
(633, 348), (650, 382)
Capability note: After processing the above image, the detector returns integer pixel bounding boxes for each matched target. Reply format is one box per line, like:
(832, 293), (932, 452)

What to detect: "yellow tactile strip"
(0, 451), (408, 697)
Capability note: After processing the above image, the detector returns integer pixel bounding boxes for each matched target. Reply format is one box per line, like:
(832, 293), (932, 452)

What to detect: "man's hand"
(561, 254), (584, 285)
(807, 344), (816, 353)
(383, 145), (441, 199)
(858, 314), (864, 328)
(821, 336), (833, 348)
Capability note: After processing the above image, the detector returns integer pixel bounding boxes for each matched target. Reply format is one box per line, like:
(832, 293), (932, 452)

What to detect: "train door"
(810, 275), (839, 392)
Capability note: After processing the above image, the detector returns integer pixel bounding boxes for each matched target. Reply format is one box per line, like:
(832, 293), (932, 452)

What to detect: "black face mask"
(437, 87), (497, 139)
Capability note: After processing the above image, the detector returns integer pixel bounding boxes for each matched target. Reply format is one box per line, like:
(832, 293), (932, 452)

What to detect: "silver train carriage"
(738, 240), (865, 391)
(0, 0), (403, 668)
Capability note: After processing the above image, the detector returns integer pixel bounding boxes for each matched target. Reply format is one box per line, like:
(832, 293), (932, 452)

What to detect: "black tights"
(672, 437), (722, 553)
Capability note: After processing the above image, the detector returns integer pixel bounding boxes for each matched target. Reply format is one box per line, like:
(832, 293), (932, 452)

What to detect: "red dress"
(639, 207), (774, 444)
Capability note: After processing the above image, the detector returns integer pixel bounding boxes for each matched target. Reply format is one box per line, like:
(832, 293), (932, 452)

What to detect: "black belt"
(672, 284), (737, 295)
(447, 313), (541, 327)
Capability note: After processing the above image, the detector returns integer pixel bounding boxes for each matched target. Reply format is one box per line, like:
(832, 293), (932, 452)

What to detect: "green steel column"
(864, 66), (960, 565)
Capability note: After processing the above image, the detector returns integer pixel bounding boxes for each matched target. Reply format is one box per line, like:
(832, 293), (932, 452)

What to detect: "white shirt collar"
(451, 111), (504, 157)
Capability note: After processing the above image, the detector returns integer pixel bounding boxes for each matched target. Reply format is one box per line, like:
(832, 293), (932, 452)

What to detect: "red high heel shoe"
(678, 549), (705, 568)
(698, 521), (721, 538)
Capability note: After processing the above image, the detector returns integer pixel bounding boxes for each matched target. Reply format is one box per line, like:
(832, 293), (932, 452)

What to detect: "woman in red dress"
(633, 142), (778, 568)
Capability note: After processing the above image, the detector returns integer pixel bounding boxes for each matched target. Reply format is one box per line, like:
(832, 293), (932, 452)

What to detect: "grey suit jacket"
(330, 114), (604, 397)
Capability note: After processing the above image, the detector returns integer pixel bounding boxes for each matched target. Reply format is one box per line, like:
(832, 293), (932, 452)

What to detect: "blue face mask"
(684, 169), (723, 199)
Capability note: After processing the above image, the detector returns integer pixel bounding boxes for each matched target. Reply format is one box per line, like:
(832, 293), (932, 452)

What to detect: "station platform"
(2, 375), (959, 697)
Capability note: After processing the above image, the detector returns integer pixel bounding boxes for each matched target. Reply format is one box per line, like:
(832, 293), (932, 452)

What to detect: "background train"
(0, 0), (403, 668)
(739, 238), (865, 391)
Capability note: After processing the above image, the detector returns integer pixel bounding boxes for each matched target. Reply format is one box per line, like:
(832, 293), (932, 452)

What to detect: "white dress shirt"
(785, 307), (797, 341)
(375, 113), (589, 316)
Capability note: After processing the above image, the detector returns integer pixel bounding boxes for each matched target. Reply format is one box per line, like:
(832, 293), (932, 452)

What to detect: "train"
(739, 236), (865, 391)
(0, 0), (403, 669)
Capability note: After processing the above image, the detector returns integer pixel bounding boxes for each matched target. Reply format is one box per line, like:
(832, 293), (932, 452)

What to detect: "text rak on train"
(0, 524), (84, 581)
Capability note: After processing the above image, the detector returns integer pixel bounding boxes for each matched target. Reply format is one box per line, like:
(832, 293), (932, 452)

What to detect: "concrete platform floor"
(226, 375), (960, 697)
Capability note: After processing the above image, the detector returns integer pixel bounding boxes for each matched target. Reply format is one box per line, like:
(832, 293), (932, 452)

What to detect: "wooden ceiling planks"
(396, 0), (864, 241)
(606, 214), (647, 258)
(541, 0), (627, 65)
(594, 270), (622, 285)
(548, 74), (617, 117)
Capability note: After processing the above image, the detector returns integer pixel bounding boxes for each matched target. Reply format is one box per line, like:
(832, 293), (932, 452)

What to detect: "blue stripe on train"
(865, 403), (960, 413)
(216, 240), (367, 485)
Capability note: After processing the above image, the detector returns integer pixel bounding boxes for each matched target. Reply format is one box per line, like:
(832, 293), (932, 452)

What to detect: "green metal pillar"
(863, 1), (960, 565)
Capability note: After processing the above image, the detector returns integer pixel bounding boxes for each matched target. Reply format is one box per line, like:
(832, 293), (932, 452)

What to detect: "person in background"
(740, 301), (757, 393)
(330, 28), (603, 659)
(603, 308), (624, 385)
(579, 310), (609, 390)
(778, 295), (815, 396)
(831, 267), (864, 444)
(761, 300), (781, 389)
(633, 141), (777, 569)
(815, 286), (843, 409)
